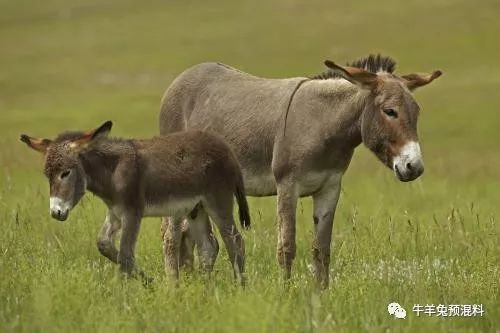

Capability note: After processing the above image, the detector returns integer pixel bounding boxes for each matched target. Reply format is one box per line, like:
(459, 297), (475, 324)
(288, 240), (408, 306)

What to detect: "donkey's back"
(160, 63), (306, 196)
(160, 62), (303, 135)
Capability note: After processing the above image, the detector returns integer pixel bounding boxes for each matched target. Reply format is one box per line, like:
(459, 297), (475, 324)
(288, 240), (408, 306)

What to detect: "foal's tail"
(235, 172), (251, 230)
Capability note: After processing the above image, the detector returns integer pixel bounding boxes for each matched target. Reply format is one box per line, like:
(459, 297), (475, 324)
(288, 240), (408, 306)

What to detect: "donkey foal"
(21, 121), (250, 285)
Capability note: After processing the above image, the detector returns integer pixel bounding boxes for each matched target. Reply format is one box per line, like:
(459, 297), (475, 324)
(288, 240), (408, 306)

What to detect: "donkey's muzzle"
(392, 141), (424, 182)
(394, 161), (424, 182)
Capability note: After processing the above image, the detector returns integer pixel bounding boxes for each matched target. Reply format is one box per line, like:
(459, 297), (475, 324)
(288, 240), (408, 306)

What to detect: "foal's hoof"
(141, 275), (155, 288)
(239, 277), (246, 288)
(136, 270), (154, 287)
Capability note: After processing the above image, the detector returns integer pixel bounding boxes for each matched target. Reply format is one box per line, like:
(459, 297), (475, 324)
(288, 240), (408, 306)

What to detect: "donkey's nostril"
(406, 162), (413, 170)
(51, 208), (68, 221)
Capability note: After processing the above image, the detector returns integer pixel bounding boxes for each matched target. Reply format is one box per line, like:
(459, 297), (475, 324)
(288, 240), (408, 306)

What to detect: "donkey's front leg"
(117, 211), (142, 275)
(311, 176), (342, 288)
(276, 179), (298, 280)
(96, 210), (121, 263)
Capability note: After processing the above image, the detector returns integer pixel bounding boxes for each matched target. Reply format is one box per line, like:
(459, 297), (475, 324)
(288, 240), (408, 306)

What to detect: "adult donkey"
(159, 54), (442, 287)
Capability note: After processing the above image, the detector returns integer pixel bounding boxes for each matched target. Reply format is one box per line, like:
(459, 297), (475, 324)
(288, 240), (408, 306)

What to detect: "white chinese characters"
(412, 304), (484, 317)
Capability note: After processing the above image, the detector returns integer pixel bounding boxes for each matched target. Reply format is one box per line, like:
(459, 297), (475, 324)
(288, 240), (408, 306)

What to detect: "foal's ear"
(20, 134), (52, 153)
(70, 121), (113, 150)
(90, 120), (113, 140)
(324, 60), (378, 90)
(401, 70), (442, 91)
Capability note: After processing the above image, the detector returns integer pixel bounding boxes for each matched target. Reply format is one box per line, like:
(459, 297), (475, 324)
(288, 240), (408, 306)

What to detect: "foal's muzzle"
(392, 141), (424, 182)
(51, 208), (68, 221)
(50, 197), (70, 221)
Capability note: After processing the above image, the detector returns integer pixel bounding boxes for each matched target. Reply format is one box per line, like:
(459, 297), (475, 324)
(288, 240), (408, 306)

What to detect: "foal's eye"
(383, 108), (398, 118)
(60, 170), (71, 179)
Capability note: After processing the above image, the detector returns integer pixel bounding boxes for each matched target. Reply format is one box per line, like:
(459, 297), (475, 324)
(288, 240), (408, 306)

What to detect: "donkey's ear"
(401, 70), (442, 91)
(20, 134), (52, 153)
(324, 60), (378, 90)
(70, 121), (113, 150)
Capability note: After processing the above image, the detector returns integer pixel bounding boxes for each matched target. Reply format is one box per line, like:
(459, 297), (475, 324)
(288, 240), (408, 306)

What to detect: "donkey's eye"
(60, 170), (71, 179)
(383, 109), (398, 118)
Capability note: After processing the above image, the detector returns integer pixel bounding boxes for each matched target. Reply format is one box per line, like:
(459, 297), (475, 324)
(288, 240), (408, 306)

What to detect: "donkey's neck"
(79, 139), (135, 202)
(308, 79), (370, 149)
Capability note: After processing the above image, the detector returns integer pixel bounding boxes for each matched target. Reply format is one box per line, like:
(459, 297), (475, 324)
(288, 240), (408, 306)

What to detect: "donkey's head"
(324, 55), (442, 182)
(20, 121), (113, 221)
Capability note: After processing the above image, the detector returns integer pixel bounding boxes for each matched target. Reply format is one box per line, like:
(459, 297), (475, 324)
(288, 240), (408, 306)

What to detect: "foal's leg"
(311, 176), (342, 288)
(203, 195), (245, 285)
(162, 217), (183, 281)
(97, 210), (121, 263)
(275, 178), (298, 280)
(117, 211), (142, 276)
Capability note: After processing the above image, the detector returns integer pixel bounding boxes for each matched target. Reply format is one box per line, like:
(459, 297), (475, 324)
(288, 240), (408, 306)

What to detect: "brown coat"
(21, 122), (249, 284)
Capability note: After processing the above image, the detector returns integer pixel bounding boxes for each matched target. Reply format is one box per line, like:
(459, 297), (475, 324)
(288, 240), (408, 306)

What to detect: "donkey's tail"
(235, 172), (251, 230)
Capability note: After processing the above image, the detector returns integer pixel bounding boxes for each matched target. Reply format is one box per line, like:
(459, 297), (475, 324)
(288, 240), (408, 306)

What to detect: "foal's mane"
(54, 131), (127, 145)
(54, 131), (86, 142)
(311, 54), (396, 80)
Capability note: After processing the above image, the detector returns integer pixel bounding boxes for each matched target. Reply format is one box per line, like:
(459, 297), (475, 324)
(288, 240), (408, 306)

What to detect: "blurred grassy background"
(1, 0), (499, 332)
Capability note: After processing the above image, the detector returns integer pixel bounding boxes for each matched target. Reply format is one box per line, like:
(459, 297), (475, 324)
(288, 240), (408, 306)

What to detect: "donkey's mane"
(311, 54), (397, 80)
(348, 54), (396, 74)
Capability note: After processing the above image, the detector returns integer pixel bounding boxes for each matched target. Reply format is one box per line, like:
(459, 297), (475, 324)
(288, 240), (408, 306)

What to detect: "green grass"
(1, 0), (499, 332)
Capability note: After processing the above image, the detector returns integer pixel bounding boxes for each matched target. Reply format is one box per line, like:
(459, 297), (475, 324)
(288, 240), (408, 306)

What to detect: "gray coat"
(159, 55), (441, 287)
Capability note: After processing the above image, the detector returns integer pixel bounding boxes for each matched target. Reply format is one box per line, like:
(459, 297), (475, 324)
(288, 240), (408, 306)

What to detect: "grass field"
(1, 0), (499, 332)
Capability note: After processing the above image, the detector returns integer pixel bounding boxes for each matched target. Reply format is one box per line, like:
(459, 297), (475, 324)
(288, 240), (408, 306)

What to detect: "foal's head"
(324, 55), (442, 182)
(21, 121), (113, 221)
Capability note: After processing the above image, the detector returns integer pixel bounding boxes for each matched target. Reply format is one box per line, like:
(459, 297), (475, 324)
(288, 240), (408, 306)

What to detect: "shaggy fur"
(22, 124), (250, 285)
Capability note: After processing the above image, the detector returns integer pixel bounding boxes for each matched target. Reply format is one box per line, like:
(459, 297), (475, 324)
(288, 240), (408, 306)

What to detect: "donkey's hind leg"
(189, 204), (219, 273)
(161, 217), (194, 271)
(178, 219), (195, 271)
(162, 217), (198, 271)
(97, 210), (122, 263)
(162, 217), (183, 282)
(203, 194), (245, 286)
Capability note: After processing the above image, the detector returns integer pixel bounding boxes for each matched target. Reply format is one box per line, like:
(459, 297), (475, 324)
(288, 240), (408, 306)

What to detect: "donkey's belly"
(244, 171), (277, 197)
(243, 170), (340, 198)
(143, 197), (201, 218)
(297, 170), (340, 197)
